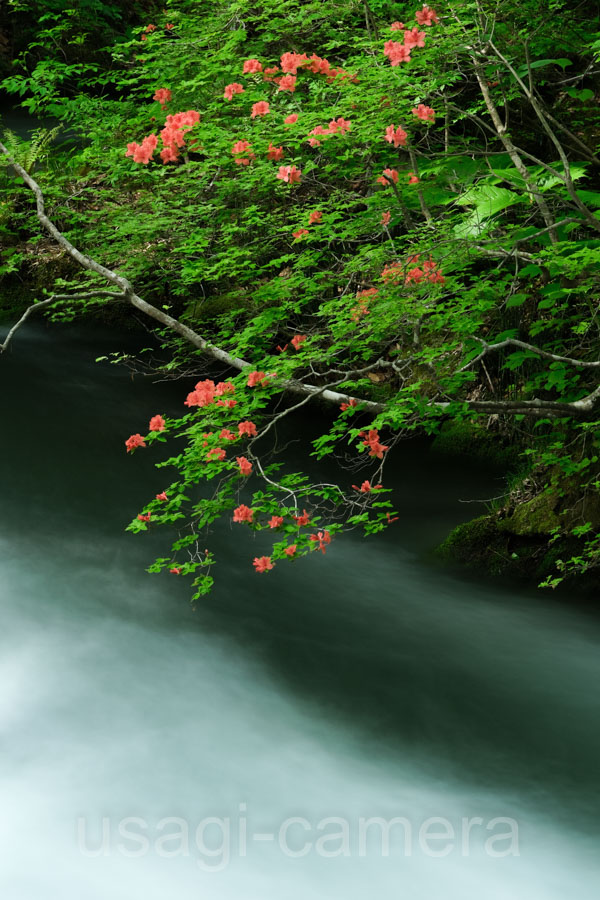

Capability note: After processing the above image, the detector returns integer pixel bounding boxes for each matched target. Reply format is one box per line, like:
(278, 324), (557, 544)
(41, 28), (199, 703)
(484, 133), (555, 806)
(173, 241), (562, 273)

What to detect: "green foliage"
(3, 0), (600, 592)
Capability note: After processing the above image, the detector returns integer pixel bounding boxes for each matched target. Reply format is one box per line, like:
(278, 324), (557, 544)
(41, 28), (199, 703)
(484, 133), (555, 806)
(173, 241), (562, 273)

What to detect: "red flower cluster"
(291, 334), (307, 349)
(231, 139), (255, 166)
(160, 110), (201, 163)
(184, 378), (236, 408)
(238, 420), (258, 437)
(412, 103), (435, 122)
(127, 108), (200, 165)
(377, 168), (399, 185)
(125, 433), (146, 452)
(153, 88), (172, 108)
(277, 165), (301, 184)
(340, 398), (358, 411)
(385, 124), (407, 148)
(293, 228), (309, 241)
(352, 480), (383, 493)
(269, 515), (284, 528)
(138, 513), (151, 522)
(293, 509), (311, 526)
(253, 556), (274, 573)
(224, 82), (244, 101)
(125, 134), (157, 165)
(149, 414), (166, 432)
(415, 5), (439, 26)
(237, 456), (253, 476)
(233, 504), (254, 523)
(247, 370), (269, 387)
(267, 143), (284, 160)
(309, 530), (332, 554)
(405, 255), (445, 285)
(243, 59), (263, 74)
(361, 429), (389, 459)
(251, 101), (270, 118)
(383, 14), (430, 65)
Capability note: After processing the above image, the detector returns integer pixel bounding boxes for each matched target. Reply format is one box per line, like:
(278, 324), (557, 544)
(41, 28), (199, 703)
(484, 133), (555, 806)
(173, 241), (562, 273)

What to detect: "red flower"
(291, 334), (307, 349)
(125, 433), (146, 452)
(293, 228), (309, 241)
(280, 51), (307, 74)
(386, 512), (400, 524)
(283, 544), (297, 557)
(138, 513), (152, 522)
(381, 211), (391, 225)
(149, 414), (166, 432)
(169, 567), (181, 574)
(185, 379), (216, 407)
(412, 103), (435, 122)
(293, 509), (311, 526)
(238, 420), (258, 437)
(219, 428), (237, 441)
(144, 24), (156, 32)
(377, 168), (399, 185)
(404, 26), (426, 49)
(284, 113), (299, 124)
(217, 398), (237, 408)
(153, 88), (172, 108)
(156, 491), (168, 502)
(165, 23), (175, 31)
(309, 530), (332, 554)
(308, 210), (322, 225)
(253, 556), (274, 573)
(361, 429), (389, 459)
(268, 515), (284, 528)
(385, 124), (407, 147)
(251, 101), (270, 118)
(415, 5), (439, 26)
(224, 82), (245, 101)
(267, 143), (284, 161)
(215, 380), (235, 395)
(233, 504), (254, 523)
(340, 398), (358, 411)
(390, 21), (405, 30)
(247, 370), (268, 387)
(263, 66), (280, 81)
(383, 41), (412, 65)
(207, 447), (226, 461)
(277, 165), (301, 184)
(278, 74), (297, 92)
(237, 456), (253, 476)
(352, 480), (383, 493)
(125, 134), (158, 165)
(231, 139), (252, 155)
(328, 117), (351, 134)
(243, 59), (263, 74)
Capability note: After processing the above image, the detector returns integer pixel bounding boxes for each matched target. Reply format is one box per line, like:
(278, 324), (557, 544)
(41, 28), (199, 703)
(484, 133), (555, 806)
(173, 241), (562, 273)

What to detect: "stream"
(0, 322), (599, 899)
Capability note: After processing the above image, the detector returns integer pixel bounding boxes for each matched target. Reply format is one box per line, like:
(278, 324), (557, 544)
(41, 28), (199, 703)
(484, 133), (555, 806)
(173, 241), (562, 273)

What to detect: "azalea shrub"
(3, 0), (600, 594)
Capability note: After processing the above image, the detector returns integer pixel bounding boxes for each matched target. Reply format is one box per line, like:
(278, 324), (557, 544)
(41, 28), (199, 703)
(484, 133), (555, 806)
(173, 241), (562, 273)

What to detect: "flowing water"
(1, 322), (599, 899)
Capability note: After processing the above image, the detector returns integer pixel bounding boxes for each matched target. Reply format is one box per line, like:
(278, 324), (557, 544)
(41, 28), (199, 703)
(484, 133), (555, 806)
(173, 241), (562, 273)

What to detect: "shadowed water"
(1, 321), (599, 898)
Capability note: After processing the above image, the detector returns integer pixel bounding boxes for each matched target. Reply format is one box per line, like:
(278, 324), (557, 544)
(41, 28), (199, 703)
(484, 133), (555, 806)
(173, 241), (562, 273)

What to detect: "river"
(1, 321), (599, 898)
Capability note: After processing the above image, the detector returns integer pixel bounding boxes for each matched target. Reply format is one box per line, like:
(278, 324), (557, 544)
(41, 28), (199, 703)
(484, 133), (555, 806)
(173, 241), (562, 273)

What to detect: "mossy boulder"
(500, 491), (560, 536)
(431, 420), (521, 470)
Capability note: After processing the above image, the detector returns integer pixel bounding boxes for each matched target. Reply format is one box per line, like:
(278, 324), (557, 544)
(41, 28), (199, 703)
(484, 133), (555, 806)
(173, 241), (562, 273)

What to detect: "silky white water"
(1, 325), (599, 898)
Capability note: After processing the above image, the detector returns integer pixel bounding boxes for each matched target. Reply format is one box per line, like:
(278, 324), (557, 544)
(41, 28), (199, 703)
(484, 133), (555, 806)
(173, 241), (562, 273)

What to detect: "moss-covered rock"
(431, 419), (521, 470)
(501, 490), (560, 536)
